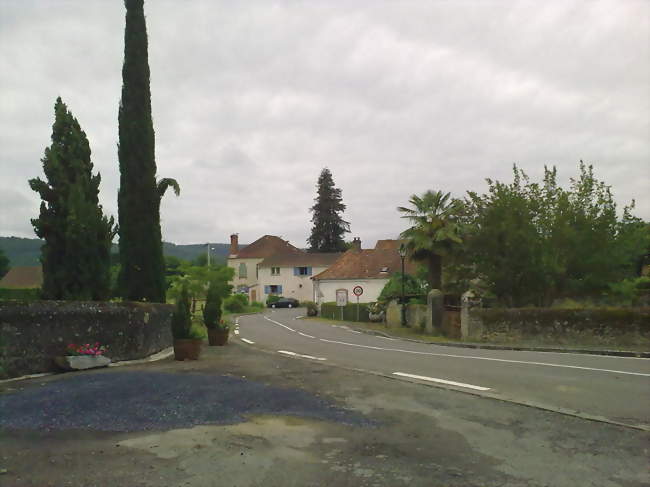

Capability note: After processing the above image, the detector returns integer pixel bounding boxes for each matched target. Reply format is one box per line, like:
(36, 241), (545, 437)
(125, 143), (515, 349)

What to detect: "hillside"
(0, 237), (234, 267)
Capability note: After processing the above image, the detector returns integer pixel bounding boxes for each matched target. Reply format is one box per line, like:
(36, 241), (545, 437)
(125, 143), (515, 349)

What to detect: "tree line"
(398, 163), (648, 307)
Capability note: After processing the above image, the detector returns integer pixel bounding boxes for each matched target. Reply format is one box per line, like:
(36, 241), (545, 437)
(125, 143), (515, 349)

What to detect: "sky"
(1, 0), (648, 248)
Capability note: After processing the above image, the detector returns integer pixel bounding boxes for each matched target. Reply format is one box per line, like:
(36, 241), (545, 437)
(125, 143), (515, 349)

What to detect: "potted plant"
(54, 342), (111, 370)
(172, 282), (203, 360)
(204, 281), (230, 346)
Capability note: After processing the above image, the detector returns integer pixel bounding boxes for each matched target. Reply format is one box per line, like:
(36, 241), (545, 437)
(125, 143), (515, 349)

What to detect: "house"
(227, 233), (344, 303)
(312, 238), (417, 305)
(227, 234), (302, 303)
(257, 252), (341, 303)
(0, 266), (43, 289)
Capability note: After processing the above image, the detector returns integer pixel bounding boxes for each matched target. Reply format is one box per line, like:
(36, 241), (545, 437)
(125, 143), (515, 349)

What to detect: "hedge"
(0, 288), (41, 301)
(321, 302), (371, 322)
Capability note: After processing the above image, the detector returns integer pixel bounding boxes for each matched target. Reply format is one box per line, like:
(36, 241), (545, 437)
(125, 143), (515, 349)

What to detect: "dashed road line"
(278, 350), (327, 361)
(393, 372), (491, 391)
(240, 338), (255, 344)
(298, 331), (315, 338)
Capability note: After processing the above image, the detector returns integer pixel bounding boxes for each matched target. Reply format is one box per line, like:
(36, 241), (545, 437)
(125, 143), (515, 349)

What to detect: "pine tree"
(118, 0), (179, 302)
(29, 97), (116, 300)
(0, 247), (9, 279)
(308, 168), (350, 252)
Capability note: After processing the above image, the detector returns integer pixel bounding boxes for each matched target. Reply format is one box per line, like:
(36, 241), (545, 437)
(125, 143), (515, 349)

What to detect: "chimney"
(229, 234), (239, 257)
(351, 237), (361, 251)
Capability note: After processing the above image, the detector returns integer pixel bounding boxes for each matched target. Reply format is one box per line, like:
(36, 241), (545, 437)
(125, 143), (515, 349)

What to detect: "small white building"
(312, 239), (417, 305)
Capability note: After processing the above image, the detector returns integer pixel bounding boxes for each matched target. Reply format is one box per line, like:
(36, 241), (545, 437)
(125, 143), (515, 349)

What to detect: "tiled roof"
(0, 266), (43, 289)
(374, 239), (405, 250)
(259, 252), (342, 268)
(232, 235), (301, 259)
(312, 246), (416, 280)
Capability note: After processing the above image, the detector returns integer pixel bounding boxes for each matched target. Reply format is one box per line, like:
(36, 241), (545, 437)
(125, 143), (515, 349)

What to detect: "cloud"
(1, 0), (648, 247)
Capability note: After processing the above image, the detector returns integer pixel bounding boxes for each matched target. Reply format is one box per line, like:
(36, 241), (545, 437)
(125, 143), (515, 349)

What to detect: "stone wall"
(0, 301), (174, 378)
(462, 306), (650, 347)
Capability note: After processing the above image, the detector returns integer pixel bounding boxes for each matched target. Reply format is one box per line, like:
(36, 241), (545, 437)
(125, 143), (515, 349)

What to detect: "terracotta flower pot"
(173, 338), (203, 360)
(207, 328), (229, 346)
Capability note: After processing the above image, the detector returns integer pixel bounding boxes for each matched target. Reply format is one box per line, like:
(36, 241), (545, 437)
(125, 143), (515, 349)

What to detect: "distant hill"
(0, 236), (236, 267)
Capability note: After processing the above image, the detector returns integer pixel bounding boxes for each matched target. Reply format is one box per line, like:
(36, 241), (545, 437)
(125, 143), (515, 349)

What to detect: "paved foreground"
(0, 339), (648, 486)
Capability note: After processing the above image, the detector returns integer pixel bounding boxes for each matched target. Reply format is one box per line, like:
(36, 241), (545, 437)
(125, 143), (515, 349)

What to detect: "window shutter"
(264, 285), (270, 294)
(294, 267), (299, 276)
(307, 267), (312, 276)
(278, 285), (283, 294)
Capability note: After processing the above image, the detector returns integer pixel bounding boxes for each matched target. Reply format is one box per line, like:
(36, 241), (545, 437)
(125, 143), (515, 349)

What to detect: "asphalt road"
(237, 308), (650, 429)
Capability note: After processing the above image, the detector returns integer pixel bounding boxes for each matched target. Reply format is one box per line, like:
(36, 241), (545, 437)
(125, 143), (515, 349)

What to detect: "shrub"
(0, 288), (41, 301)
(224, 293), (248, 313)
(266, 295), (281, 306)
(250, 301), (264, 308)
(203, 281), (223, 329)
(171, 284), (193, 339)
(303, 300), (318, 316)
(320, 301), (371, 322)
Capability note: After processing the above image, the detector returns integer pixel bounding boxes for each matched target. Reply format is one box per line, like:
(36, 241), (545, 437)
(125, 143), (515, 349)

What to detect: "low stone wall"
(463, 307), (650, 347)
(0, 301), (174, 378)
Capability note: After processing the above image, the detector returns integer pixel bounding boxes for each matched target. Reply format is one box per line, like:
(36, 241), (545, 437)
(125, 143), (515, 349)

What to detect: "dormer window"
(380, 266), (389, 273)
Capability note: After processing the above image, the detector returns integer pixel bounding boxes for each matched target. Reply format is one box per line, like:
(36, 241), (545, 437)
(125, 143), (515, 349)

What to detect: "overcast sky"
(1, 1), (648, 248)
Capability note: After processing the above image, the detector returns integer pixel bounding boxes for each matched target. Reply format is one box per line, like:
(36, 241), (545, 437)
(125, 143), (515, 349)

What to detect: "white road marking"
(241, 338), (255, 344)
(298, 332), (315, 338)
(347, 330), (362, 334)
(393, 372), (491, 391)
(294, 316), (304, 319)
(318, 338), (650, 377)
(264, 316), (296, 332)
(378, 336), (396, 340)
(278, 350), (326, 361)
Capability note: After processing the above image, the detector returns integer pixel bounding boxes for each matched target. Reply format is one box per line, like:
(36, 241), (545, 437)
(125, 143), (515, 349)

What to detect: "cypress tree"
(308, 168), (350, 252)
(29, 97), (116, 300)
(118, 0), (179, 302)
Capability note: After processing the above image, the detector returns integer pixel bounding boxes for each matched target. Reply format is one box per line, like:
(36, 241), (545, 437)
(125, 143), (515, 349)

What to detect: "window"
(239, 263), (247, 279)
(271, 267), (280, 275)
(294, 266), (312, 276)
(264, 285), (283, 295)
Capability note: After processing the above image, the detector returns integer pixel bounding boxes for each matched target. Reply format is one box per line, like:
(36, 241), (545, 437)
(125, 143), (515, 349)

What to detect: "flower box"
(54, 355), (111, 371)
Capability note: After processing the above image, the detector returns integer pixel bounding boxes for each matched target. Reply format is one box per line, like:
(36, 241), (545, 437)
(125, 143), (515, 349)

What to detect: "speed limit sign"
(353, 286), (363, 297)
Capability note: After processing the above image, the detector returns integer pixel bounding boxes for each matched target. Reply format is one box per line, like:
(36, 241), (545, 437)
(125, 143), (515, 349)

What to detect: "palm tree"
(398, 190), (463, 290)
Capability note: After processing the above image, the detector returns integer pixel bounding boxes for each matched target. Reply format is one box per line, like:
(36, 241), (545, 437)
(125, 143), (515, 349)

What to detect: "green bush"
(171, 283), (193, 339)
(266, 295), (281, 306)
(634, 277), (650, 290)
(320, 301), (371, 322)
(0, 288), (41, 301)
(202, 281), (223, 329)
(303, 300), (318, 316)
(224, 293), (248, 313)
(250, 301), (264, 308)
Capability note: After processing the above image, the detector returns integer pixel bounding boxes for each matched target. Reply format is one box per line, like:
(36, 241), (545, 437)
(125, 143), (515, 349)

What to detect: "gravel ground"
(0, 370), (373, 432)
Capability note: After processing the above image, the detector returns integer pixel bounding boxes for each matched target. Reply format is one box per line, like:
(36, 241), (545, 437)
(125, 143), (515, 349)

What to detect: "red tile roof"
(0, 266), (43, 289)
(259, 252), (342, 268)
(312, 246), (416, 280)
(232, 235), (301, 259)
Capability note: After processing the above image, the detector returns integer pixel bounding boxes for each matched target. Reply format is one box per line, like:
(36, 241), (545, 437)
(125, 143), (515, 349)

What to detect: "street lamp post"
(398, 243), (407, 327)
(206, 243), (211, 267)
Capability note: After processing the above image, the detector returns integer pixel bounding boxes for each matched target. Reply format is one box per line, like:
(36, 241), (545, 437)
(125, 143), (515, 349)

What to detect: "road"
(237, 308), (650, 429)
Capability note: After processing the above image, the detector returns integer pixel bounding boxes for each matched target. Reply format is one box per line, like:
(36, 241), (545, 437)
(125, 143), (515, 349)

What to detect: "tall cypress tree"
(118, 0), (178, 302)
(29, 97), (116, 300)
(308, 168), (350, 252)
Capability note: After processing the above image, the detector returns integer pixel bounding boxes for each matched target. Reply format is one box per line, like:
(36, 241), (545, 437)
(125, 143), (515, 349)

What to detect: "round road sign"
(353, 285), (363, 297)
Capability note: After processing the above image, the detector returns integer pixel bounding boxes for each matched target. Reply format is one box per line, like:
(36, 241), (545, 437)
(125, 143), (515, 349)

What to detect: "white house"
(257, 252), (341, 303)
(227, 234), (302, 303)
(312, 238), (417, 305)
